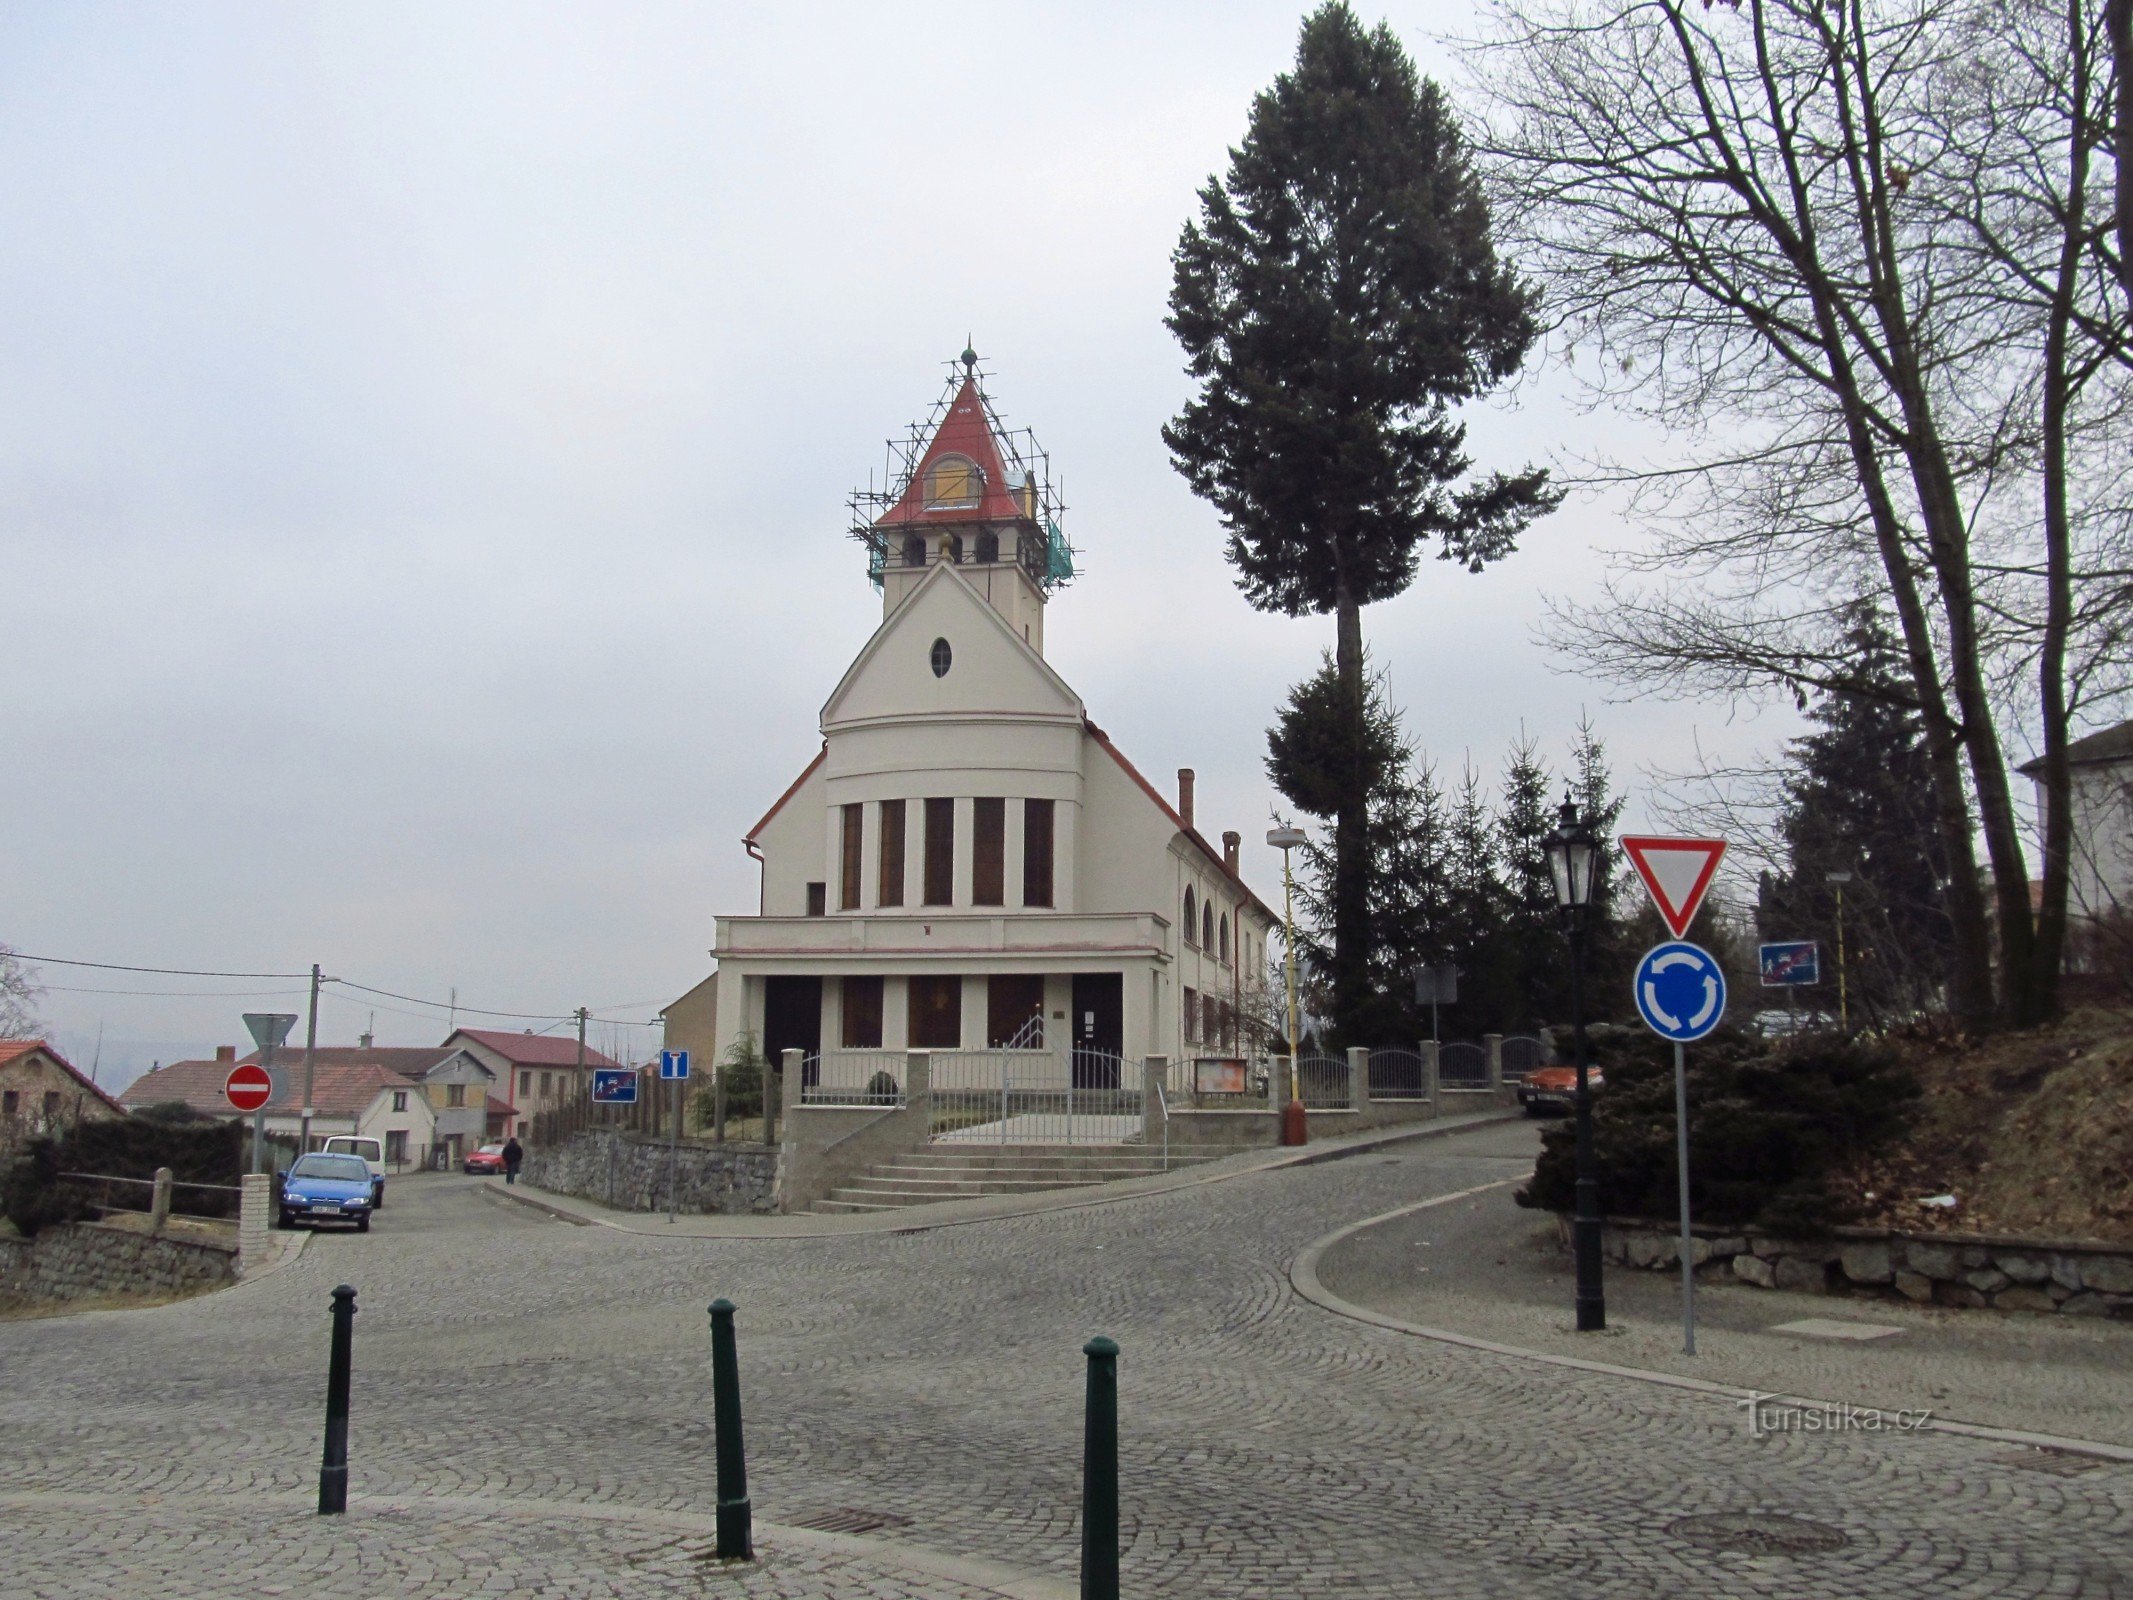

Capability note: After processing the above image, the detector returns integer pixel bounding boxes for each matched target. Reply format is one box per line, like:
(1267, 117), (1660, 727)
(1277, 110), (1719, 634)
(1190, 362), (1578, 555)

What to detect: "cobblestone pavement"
(3, 1134), (2130, 1598)
(1311, 1121), (2133, 1450)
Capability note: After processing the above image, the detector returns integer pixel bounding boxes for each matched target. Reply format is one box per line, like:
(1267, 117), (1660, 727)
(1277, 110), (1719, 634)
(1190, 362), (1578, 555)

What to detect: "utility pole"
(299, 964), (322, 1156)
(576, 1007), (589, 1124)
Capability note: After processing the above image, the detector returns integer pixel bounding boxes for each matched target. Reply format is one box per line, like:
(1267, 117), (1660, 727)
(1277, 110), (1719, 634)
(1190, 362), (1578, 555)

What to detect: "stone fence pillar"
(237, 1173), (271, 1274)
(1422, 1042), (1441, 1118)
(905, 1050), (932, 1116)
(1484, 1034), (1504, 1094)
(1141, 1056), (1169, 1148)
(1346, 1046), (1371, 1111)
(776, 1049), (800, 1148)
(149, 1167), (173, 1234)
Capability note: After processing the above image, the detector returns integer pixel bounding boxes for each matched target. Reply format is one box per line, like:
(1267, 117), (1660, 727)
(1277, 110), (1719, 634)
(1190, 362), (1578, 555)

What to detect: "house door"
(762, 976), (824, 1088)
(1070, 972), (1123, 1090)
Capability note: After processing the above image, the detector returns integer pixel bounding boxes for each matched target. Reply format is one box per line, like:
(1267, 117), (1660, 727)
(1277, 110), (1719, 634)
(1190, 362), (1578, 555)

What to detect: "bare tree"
(1472, 0), (2129, 1025)
(0, 944), (45, 1039)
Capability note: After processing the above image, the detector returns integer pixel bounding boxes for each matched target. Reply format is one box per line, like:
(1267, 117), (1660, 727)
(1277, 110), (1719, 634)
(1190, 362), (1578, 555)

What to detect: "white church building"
(699, 355), (1279, 1092)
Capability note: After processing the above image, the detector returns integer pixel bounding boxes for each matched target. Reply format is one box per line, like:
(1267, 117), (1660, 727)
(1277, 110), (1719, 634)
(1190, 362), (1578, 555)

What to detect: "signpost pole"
(668, 1070), (680, 1225)
(1674, 1041), (1696, 1356)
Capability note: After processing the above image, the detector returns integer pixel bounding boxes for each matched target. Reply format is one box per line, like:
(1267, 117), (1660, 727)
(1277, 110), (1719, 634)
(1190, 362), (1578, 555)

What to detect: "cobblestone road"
(3, 1127), (2128, 1598)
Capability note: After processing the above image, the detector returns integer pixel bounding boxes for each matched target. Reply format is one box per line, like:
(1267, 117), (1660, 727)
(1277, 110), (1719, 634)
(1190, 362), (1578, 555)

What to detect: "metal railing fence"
(799, 1050), (907, 1107)
(1366, 1049), (1430, 1099)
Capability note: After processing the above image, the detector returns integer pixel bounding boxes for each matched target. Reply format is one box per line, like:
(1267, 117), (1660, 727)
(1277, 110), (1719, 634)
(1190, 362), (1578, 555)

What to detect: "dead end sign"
(1620, 835), (1728, 938)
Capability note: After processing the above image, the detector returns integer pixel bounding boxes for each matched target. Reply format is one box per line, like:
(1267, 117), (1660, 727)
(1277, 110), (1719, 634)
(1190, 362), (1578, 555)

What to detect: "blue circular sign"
(1633, 941), (1727, 1042)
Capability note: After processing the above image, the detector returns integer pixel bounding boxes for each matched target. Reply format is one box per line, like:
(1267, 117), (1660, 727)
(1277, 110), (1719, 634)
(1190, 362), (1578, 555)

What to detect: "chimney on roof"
(1177, 768), (1195, 830)
(358, 1031), (373, 1050)
(1223, 830), (1241, 873)
(215, 1045), (235, 1064)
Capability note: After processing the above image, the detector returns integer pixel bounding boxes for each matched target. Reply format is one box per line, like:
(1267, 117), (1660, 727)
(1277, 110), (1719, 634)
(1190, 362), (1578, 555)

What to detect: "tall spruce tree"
(1759, 605), (1952, 1023)
(1494, 737), (1559, 1029)
(1168, 2), (1557, 1042)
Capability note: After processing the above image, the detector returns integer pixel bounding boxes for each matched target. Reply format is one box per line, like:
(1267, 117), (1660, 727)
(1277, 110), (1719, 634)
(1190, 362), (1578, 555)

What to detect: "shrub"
(1, 1116), (246, 1237)
(1516, 1028), (1919, 1233)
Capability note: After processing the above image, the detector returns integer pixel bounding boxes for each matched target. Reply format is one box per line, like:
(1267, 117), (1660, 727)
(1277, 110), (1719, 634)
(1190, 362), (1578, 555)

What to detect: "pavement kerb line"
(484, 1108), (1523, 1240)
(0, 1488), (1081, 1599)
(1289, 1188), (2133, 1466)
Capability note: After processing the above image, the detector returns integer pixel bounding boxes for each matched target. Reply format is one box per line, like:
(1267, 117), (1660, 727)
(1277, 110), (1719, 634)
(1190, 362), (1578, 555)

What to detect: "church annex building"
(690, 355), (1278, 1092)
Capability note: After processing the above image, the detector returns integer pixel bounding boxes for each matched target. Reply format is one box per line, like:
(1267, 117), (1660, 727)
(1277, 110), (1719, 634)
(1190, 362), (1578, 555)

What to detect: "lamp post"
(1267, 825), (1309, 1145)
(1544, 795), (1605, 1332)
(1825, 870), (1852, 1031)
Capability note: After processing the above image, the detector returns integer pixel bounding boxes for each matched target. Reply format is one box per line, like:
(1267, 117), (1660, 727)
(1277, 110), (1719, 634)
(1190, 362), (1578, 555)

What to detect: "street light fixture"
(1825, 870), (1853, 1031)
(1543, 794), (1605, 1332)
(1267, 824), (1309, 1146)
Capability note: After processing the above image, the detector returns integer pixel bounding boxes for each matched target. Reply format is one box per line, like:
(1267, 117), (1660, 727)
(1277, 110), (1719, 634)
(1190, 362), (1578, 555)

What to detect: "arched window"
(1182, 886), (1198, 946)
(923, 455), (983, 510)
(901, 534), (925, 567)
(1202, 903), (1214, 951)
(1218, 913), (1230, 962)
(974, 530), (999, 563)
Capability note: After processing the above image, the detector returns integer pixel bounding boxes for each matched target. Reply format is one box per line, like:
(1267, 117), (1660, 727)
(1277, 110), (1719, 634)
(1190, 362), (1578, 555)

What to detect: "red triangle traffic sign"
(1620, 835), (1728, 939)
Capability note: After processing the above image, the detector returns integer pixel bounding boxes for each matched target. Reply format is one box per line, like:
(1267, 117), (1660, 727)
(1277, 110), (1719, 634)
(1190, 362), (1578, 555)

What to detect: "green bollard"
(1081, 1335), (1119, 1600)
(318, 1284), (357, 1514)
(709, 1298), (753, 1560)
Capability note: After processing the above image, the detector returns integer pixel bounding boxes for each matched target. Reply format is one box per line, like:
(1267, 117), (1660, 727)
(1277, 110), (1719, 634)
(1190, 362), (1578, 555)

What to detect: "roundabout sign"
(1632, 941), (1727, 1043)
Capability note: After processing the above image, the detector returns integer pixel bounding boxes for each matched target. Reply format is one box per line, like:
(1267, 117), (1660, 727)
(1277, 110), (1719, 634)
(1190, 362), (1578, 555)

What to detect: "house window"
(1, 1090), (16, 1118)
(879, 799), (906, 907)
(923, 798), (955, 905)
(923, 455), (983, 510)
(902, 533), (925, 566)
(1183, 985), (1199, 1043)
(1203, 992), (1219, 1044)
(392, 1090), (408, 1112)
(1219, 913), (1230, 962)
(1183, 886), (1198, 946)
(520, 1070), (531, 1098)
(974, 530), (999, 563)
(1202, 903), (1214, 951)
(986, 974), (1045, 1047)
(385, 1130), (407, 1165)
(541, 1071), (553, 1096)
(43, 1091), (60, 1119)
(841, 803), (864, 911)
(842, 976), (884, 1049)
(908, 975), (963, 1048)
(972, 797), (1005, 906)
(807, 881), (828, 917)
(1022, 799), (1054, 908)
(930, 637), (953, 677)
(447, 1084), (467, 1108)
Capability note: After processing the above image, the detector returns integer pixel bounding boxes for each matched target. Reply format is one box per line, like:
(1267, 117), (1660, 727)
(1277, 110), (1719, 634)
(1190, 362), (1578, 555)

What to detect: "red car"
(1519, 1065), (1604, 1116)
(463, 1143), (507, 1175)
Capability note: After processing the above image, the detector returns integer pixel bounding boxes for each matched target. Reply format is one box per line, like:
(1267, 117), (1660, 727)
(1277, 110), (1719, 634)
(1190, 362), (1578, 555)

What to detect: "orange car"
(1518, 1064), (1604, 1116)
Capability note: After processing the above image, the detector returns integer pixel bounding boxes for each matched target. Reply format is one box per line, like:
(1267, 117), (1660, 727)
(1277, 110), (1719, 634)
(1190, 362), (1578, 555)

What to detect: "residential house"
(2021, 720), (2133, 967)
(441, 1028), (622, 1140)
(120, 1045), (448, 1165)
(0, 1040), (127, 1149)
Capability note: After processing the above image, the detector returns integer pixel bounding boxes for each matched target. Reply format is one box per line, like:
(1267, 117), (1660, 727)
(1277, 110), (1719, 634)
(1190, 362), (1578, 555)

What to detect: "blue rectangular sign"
(590, 1068), (638, 1104)
(659, 1049), (690, 1081)
(1758, 941), (1821, 987)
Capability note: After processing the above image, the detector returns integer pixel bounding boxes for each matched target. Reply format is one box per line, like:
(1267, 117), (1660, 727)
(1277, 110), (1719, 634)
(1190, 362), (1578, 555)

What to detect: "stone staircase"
(810, 1144), (1234, 1214)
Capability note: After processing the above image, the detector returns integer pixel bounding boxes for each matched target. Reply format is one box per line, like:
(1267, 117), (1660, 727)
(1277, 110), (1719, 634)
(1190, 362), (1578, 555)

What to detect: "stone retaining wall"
(0, 1219), (237, 1306)
(1598, 1217), (2133, 1318)
(521, 1127), (777, 1215)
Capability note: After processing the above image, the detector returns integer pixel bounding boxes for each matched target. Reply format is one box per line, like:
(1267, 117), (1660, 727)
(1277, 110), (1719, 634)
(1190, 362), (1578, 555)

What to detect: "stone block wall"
(521, 1127), (777, 1216)
(0, 1220), (237, 1306)
(1600, 1218), (2133, 1319)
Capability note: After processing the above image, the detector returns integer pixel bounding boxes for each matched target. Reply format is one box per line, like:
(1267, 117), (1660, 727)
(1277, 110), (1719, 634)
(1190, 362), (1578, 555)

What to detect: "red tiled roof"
(1083, 719), (1279, 927)
(871, 376), (1037, 530)
(0, 1039), (129, 1116)
(446, 1029), (622, 1070)
(485, 1094), (517, 1117)
(121, 1059), (415, 1119)
(236, 1046), (452, 1077)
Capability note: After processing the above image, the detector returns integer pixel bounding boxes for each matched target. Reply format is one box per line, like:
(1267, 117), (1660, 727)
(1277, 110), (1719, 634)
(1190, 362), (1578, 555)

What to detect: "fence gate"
(928, 1020), (1140, 1145)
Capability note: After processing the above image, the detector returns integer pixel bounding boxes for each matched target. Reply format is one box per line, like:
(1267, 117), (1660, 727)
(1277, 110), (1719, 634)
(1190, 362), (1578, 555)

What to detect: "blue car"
(278, 1153), (376, 1232)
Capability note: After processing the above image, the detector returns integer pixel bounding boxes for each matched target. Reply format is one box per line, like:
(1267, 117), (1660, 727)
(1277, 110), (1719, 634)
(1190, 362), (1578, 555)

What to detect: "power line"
(43, 984), (311, 999)
(7, 952), (312, 980)
(329, 978), (665, 1028)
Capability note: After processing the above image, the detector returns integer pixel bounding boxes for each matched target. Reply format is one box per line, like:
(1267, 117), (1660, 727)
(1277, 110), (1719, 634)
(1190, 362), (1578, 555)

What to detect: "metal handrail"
(1154, 1083), (1170, 1172)
(57, 1171), (241, 1193)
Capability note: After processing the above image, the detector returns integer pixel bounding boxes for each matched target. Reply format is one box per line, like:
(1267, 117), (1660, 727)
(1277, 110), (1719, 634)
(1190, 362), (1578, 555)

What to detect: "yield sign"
(1620, 834), (1728, 939)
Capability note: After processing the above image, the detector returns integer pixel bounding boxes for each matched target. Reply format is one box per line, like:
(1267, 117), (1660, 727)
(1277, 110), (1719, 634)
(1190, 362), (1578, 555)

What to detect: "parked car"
(278, 1153), (376, 1231)
(1518, 1064), (1604, 1116)
(463, 1143), (508, 1175)
(322, 1134), (387, 1209)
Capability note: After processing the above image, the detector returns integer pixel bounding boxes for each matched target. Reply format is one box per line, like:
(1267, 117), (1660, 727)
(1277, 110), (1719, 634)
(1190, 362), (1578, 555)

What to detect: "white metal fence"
(798, 1050), (908, 1107)
(927, 1040), (1140, 1145)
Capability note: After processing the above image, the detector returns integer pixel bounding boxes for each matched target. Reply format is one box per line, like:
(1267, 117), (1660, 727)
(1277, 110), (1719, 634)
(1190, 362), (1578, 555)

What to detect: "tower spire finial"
(961, 338), (978, 375)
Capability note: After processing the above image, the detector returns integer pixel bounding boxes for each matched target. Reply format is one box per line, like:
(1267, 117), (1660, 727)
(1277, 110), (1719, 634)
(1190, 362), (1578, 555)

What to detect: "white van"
(322, 1135), (387, 1209)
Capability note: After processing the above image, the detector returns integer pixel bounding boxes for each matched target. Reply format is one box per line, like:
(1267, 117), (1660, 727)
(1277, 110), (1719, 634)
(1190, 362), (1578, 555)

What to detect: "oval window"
(930, 638), (952, 677)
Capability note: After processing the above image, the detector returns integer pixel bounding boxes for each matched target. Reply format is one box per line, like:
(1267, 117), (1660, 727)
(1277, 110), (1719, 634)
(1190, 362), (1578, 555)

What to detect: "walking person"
(501, 1135), (524, 1186)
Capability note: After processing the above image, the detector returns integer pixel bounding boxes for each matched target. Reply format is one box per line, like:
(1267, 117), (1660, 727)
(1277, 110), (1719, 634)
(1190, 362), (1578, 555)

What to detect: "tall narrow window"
(924, 798), (955, 905)
(806, 881), (827, 917)
(842, 976), (884, 1049)
(1183, 886), (1198, 946)
(1202, 903), (1214, 951)
(972, 797), (1005, 905)
(1219, 913), (1230, 962)
(840, 803), (863, 910)
(878, 799), (906, 907)
(908, 975), (963, 1047)
(1183, 985), (1199, 1044)
(1022, 799), (1055, 907)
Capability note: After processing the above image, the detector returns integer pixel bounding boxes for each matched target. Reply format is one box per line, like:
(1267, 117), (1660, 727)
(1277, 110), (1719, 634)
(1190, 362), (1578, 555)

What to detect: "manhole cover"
(787, 1507), (913, 1536)
(1987, 1447), (2102, 1477)
(1668, 1512), (1849, 1554)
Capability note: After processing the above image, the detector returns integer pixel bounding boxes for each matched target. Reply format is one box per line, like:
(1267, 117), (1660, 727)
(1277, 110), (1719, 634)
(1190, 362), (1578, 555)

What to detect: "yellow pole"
(1834, 881), (1849, 1031)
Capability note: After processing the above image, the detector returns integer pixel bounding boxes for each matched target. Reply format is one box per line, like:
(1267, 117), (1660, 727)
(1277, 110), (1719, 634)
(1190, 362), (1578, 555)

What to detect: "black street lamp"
(1545, 793), (1605, 1332)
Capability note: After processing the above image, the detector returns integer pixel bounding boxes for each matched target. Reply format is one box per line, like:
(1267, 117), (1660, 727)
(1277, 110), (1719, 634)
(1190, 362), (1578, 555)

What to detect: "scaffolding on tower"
(850, 349), (1077, 594)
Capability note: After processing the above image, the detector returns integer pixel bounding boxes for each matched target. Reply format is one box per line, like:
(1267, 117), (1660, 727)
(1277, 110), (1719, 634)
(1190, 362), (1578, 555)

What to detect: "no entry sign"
(224, 1063), (273, 1113)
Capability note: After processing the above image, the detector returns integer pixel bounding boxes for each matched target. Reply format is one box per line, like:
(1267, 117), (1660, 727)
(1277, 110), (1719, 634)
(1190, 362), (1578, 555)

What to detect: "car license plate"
(316, 1203), (342, 1213)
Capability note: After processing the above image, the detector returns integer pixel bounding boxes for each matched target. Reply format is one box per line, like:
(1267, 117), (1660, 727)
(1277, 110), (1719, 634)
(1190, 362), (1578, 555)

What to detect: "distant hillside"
(1831, 1007), (2133, 1245)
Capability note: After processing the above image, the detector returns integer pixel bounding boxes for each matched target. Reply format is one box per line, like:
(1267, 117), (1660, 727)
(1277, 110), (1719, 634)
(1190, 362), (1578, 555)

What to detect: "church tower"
(851, 348), (1075, 656)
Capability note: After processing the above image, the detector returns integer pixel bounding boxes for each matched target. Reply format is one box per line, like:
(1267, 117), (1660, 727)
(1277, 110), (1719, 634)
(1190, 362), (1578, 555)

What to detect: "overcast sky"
(1, 1), (1801, 1089)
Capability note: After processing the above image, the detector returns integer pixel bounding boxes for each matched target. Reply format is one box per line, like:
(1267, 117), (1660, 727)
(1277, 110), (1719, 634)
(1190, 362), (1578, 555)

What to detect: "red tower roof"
(870, 376), (1035, 529)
